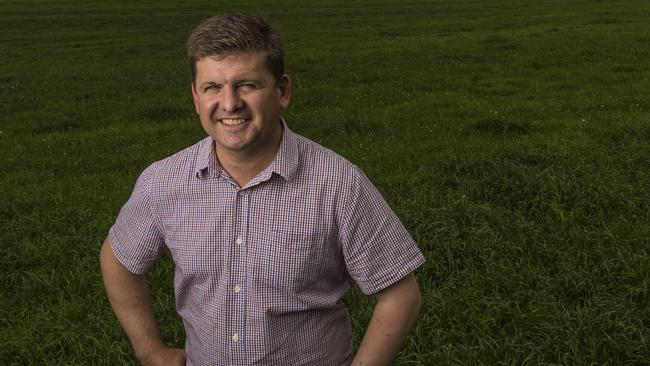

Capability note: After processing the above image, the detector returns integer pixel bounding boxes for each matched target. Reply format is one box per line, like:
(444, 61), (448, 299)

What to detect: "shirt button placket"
(230, 189), (248, 360)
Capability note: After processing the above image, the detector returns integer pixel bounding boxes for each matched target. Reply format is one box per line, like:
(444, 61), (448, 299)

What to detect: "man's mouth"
(220, 118), (248, 126)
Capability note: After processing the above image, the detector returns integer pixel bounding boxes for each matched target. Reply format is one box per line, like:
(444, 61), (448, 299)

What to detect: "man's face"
(191, 52), (291, 159)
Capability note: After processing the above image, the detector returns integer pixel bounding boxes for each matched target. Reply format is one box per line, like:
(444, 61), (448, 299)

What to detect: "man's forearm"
(352, 274), (422, 366)
(99, 239), (167, 362)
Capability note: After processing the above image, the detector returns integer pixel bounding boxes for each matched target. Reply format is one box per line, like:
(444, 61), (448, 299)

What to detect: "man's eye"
(204, 84), (220, 92)
(240, 83), (257, 90)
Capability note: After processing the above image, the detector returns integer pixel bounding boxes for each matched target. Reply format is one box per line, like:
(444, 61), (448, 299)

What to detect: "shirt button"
(234, 285), (241, 293)
(236, 237), (243, 245)
(232, 333), (239, 342)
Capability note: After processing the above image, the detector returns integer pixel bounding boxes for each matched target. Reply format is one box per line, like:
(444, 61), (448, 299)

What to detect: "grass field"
(1, 0), (649, 364)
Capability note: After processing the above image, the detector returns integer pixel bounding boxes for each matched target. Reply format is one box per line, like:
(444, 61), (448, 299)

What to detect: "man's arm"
(351, 273), (422, 366)
(99, 238), (186, 366)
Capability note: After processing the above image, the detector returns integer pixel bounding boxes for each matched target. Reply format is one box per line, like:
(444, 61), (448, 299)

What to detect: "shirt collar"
(275, 119), (300, 180)
(195, 136), (218, 178)
(258, 118), (299, 182)
(194, 119), (298, 182)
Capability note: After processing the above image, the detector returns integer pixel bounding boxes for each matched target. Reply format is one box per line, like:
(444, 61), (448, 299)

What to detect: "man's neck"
(215, 126), (283, 188)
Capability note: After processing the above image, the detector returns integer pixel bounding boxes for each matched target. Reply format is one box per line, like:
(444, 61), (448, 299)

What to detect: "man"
(100, 13), (425, 366)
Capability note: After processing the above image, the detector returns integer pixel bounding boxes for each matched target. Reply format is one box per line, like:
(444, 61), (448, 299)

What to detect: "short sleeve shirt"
(109, 123), (425, 366)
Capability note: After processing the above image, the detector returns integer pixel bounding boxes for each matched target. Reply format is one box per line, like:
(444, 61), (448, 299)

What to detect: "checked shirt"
(109, 122), (425, 365)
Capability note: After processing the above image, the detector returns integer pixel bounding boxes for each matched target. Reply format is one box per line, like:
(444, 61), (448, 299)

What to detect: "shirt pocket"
(257, 228), (324, 293)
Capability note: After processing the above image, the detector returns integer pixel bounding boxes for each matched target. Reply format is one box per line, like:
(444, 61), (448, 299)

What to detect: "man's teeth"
(221, 118), (246, 126)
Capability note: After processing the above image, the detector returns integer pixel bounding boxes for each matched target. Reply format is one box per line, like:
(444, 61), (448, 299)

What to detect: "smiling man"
(100, 14), (425, 366)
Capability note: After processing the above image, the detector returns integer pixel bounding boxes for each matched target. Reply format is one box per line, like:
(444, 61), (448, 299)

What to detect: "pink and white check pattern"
(109, 123), (425, 365)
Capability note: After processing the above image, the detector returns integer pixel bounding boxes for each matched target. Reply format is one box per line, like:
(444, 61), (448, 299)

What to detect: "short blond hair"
(186, 13), (284, 82)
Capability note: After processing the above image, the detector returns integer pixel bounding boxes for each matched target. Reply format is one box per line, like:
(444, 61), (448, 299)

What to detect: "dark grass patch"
(438, 158), (545, 215)
(500, 149), (550, 167)
(592, 16), (619, 25)
(611, 64), (638, 73)
(442, 52), (487, 64)
(437, 150), (648, 229)
(28, 119), (84, 135)
(481, 35), (523, 50)
(528, 61), (548, 71)
(588, 123), (650, 145)
(376, 30), (401, 38)
(612, 125), (650, 142)
(467, 118), (532, 135)
(139, 103), (191, 121)
(440, 23), (475, 33)
(468, 84), (520, 97)
(0, 84), (35, 115)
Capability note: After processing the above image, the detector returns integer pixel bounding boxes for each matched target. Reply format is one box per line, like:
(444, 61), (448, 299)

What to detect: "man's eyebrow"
(198, 81), (220, 88)
(234, 77), (266, 85)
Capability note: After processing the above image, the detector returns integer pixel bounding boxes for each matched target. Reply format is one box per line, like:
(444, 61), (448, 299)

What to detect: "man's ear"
(191, 82), (200, 114)
(278, 74), (291, 109)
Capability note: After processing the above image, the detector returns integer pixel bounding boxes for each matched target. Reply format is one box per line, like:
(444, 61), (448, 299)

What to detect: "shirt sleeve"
(340, 167), (425, 295)
(108, 165), (166, 274)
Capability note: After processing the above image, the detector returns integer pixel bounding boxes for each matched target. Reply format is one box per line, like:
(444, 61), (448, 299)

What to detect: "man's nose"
(220, 86), (242, 112)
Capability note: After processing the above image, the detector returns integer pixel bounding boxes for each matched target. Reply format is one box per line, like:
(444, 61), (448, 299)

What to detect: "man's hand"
(351, 273), (422, 366)
(139, 344), (186, 366)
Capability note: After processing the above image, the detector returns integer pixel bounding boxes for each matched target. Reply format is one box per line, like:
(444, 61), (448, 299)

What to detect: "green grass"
(1, 1), (649, 364)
